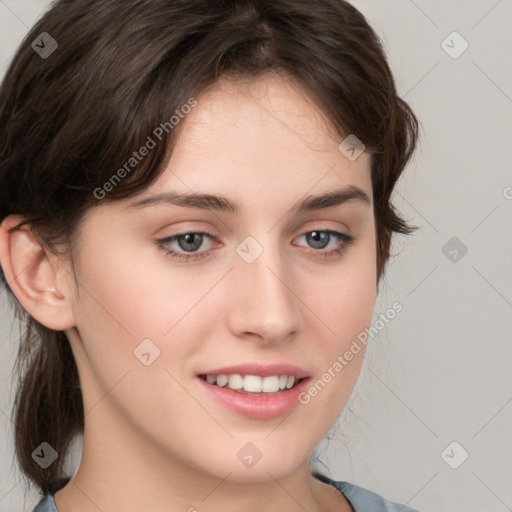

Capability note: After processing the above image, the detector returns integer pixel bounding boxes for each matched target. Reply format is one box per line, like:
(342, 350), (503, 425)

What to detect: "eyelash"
(156, 230), (357, 262)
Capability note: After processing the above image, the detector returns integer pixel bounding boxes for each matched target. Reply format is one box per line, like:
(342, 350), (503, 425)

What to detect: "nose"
(225, 238), (303, 345)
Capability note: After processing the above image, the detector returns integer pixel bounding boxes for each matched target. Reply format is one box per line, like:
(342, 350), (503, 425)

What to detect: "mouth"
(198, 373), (307, 395)
(195, 363), (311, 419)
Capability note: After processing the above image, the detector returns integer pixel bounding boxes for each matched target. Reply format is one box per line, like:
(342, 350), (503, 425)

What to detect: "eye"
(156, 232), (214, 261)
(156, 229), (356, 261)
(293, 230), (356, 259)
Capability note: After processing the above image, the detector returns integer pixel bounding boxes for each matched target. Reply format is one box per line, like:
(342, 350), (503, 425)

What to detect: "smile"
(198, 374), (304, 394)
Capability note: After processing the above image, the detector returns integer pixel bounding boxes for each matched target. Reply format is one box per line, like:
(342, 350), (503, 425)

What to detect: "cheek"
(69, 247), (167, 386)
(297, 235), (377, 409)
(305, 236), (377, 346)
(69, 249), (205, 429)
(74, 240), (201, 342)
(70, 240), (224, 402)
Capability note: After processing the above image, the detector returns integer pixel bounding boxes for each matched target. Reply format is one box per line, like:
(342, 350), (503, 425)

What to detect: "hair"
(0, 0), (419, 495)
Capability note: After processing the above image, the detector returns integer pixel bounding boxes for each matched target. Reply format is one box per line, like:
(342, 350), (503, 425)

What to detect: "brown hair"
(0, 0), (419, 495)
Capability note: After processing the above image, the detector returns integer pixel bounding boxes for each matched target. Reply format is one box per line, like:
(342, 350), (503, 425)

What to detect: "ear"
(0, 214), (76, 331)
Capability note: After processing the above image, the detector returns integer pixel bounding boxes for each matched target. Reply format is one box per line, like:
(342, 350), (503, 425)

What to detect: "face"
(62, 72), (377, 482)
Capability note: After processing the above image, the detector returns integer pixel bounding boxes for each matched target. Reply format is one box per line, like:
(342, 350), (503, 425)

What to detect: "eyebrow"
(126, 185), (371, 213)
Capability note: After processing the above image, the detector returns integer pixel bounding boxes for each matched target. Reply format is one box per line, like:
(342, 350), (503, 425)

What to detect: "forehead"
(180, 72), (345, 154)
(150, 72), (372, 196)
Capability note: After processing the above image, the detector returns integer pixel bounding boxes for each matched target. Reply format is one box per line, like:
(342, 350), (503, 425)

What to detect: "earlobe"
(0, 214), (76, 331)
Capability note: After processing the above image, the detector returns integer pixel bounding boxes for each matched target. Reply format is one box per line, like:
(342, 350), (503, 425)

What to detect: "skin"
(0, 72), (377, 512)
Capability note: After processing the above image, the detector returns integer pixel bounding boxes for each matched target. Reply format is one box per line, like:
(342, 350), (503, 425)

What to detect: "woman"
(0, 1), (421, 510)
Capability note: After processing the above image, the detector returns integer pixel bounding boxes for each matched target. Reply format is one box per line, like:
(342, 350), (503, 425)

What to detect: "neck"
(53, 414), (334, 512)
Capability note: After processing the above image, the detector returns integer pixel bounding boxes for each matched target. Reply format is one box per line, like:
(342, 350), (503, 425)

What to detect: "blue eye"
(297, 230), (354, 252)
(156, 230), (356, 262)
(293, 230), (357, 259)
(157, 232), (214, 261)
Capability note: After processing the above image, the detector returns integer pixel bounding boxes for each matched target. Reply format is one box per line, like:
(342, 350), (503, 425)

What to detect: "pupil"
(179, 233), (202, 252)
(308, 231), (329, 249)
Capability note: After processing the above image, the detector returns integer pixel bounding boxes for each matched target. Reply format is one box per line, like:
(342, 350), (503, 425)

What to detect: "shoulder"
(336, 480), (422, 512)
(31, 474), (423, 512)
(31, 477), (71, 512)
(313, 472), (423, 512)
(32, 495), (57, 512)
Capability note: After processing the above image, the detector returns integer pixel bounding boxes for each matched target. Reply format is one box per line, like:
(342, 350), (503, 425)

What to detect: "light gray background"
(1, 1), (511, 511)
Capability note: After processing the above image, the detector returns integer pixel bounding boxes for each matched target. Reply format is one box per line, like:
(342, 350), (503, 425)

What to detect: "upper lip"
(198, 363), (309, 379)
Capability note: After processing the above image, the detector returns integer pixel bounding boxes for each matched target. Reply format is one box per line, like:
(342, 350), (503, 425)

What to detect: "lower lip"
(196, 376), (310, 420)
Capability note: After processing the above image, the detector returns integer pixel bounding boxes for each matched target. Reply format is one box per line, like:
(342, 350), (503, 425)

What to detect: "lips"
(195, 363), (311, 419)
(197, 363), (309, 393)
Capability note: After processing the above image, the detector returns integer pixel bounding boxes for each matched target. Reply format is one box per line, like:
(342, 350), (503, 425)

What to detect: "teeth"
(216, 374), (228, 387)
(244, 375), (262, 392)
(262, 376), (280, 393)
(203, 374), (299, 393)
(228, 374), (243, 389)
